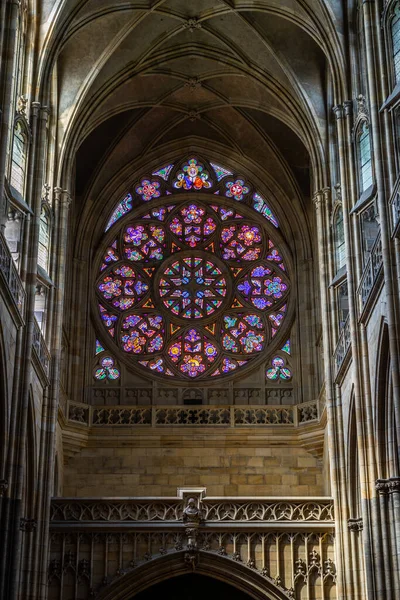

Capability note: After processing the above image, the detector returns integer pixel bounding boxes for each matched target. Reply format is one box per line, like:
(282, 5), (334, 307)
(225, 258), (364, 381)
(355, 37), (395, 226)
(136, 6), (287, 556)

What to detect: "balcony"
(333, 315), (351, 378)
(32, 317), (51, 379)
(358, 231), (383, 315)
(0, 231), (26, 321)
(66, 399), (322, 428)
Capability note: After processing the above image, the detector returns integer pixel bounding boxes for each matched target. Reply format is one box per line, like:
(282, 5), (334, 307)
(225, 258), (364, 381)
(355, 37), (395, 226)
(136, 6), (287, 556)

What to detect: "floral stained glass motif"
(169, 204), (216, 247)
(124, 224), (165, 261)
(159, 257), (227, 319)
(168, 329), (218, 378)
(210, 162), (233, 181)
(121, 314), (164, 354)
(97, 158), (290, 381)
(237, 264), (288, 310)
(94, 357), (120, 380)
(226, 179), (250, 201)
(152, 164), (174, 181)
(105, 194), (132, 232)
(253, 193), (278, 228)
(135, 180), (161, 202)
(98, 265), (149, 311)
(221, 224), (262, 261)
(222, 314), (265, 354)
(282, 340), (291, 355)
(173, 158), (212, 190)
(266, 356), (292, 381)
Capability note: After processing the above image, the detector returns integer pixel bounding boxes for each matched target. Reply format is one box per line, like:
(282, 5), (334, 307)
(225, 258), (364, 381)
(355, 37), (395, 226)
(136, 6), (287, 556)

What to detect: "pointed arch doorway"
(132, 573), (255, 600)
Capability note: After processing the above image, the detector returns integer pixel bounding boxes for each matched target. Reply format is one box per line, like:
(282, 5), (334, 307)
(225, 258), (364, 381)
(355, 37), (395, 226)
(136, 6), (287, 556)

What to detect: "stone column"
(31, 188), (72, 600)
(0, 102), (49, 600)
(362, 0), (400, 469)
(313, 188), (349, 599)
(333, 102), (383, 599)
(0, 0), (19, 230)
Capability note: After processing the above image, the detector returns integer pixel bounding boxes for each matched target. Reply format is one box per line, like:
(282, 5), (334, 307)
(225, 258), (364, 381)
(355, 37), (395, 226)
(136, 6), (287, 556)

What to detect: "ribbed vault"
(34, 0), (348, 212)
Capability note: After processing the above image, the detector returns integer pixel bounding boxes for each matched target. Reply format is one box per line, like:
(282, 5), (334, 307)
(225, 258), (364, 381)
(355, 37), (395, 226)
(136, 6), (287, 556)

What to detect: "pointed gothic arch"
(96, 551), (291, 600)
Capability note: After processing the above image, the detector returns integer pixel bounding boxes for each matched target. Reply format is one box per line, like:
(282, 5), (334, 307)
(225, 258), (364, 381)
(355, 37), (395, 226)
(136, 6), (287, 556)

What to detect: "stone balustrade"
(358, 231), (383, 308)
(66, 400), (322, 429)
(32, 316), (51, 377)
(333, 315), (351, 376)
(0, 231), (26, 318)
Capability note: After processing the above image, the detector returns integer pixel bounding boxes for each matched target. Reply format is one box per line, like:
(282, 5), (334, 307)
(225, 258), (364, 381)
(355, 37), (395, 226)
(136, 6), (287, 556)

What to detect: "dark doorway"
(132, 573), (254, 600)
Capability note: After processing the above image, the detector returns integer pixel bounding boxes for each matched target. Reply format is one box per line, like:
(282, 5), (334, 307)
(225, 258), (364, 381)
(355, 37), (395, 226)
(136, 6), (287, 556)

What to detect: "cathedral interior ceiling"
(37, 0), (346, 224)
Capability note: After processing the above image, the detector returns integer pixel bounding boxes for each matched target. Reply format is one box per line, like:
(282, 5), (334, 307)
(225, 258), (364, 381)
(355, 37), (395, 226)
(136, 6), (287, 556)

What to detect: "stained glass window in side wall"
(392, 3), (400, 84)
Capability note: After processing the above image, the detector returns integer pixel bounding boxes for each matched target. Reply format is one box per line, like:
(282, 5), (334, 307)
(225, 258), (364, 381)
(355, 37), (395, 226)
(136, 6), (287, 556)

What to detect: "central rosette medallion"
(157, 254), (228, 320)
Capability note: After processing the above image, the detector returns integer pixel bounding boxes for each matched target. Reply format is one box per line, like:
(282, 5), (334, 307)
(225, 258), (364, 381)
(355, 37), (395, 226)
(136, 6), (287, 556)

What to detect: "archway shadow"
(132, 573), (254, 600)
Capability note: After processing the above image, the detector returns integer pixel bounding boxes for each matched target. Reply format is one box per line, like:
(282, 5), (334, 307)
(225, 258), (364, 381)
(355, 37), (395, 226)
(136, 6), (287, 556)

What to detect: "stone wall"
(63, 438), (323, 497)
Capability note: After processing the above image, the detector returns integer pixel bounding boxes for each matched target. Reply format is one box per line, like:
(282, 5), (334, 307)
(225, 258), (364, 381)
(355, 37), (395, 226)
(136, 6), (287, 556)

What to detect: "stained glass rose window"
(95, 158), (290, 381)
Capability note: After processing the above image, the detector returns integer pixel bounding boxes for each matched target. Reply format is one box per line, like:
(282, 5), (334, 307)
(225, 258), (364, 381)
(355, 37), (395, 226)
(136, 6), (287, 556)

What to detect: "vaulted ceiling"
(37, 0), (347, 224)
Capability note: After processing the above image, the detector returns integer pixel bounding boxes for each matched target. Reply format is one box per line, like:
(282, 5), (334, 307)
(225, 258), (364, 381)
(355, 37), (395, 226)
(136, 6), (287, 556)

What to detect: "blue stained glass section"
(105, 194), (133, 232)
(253, 193), (278, 228)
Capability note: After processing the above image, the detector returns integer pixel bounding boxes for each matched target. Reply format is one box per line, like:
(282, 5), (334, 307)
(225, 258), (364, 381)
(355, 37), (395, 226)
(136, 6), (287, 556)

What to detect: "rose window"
(95, 158), (290, 382)
(158, 255), (228, 319)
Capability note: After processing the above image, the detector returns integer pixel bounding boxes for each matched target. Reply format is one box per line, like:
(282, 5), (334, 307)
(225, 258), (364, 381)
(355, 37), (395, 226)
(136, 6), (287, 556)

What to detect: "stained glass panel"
(96, 157), (290, 381)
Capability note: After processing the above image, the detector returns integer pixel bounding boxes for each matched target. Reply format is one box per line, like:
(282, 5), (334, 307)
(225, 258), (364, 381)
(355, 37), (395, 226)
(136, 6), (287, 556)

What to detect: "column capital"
(30, 101), (41, 118)
(348, 517), (363, 532)
(312, 189), (329, 209)
(61, 190), (72, 209)
(388, 477), (400, 494)
(343, 100), (353, 118)
(332, 104), (344, 120)
(375, 478), (389, 495)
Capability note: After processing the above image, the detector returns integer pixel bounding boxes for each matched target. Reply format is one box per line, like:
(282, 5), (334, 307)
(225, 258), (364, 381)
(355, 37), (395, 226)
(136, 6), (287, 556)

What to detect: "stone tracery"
(95, 157), (290, 381)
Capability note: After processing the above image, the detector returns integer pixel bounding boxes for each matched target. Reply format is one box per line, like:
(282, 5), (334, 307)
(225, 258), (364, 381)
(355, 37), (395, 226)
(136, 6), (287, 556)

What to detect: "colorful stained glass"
(169, 204), (216, 247)
(98, 265), (149, 311)
(225, 179), (250, 201)
(237, 264), (288, 310)
(96, 157), (291, 381)
(152, 163), (174, 181)
(269, 304), (287, 336)
(124, 224), (165, 261)
(142, 206), (175, 221)
(266, 356), (292, 381)
(105, 194), (132, 232)
(135, 179), (161, 202)
(95, 340), (105, 355)
(167, 329), (218, 378)
(253, 193), (278, 228)
(121, 313), (164, 354)
(100, 241), (119, 271)
(222, 314), (265, 355)
(221, 224), (262, 261)
(158, 257), (227, 319)
(95, 356), (120, 380)
(173, 158), (212, 190)
(210, 162), (233, 181)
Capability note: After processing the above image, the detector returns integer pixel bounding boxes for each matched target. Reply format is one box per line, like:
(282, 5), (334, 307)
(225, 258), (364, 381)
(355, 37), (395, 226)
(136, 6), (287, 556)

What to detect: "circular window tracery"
(96, 194), (290, 381)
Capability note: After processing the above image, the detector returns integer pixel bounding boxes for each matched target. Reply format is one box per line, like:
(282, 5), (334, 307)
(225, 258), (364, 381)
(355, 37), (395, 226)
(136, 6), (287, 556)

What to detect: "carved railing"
(67, 401), (321, 428)
(32, 317), (51, 377)
(0, 231), (25, 318)
(358, 231), (383, 308)
(333, 315), (351, 375)
(390, 175), (400, 235)
(49, 494), (335, 600)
